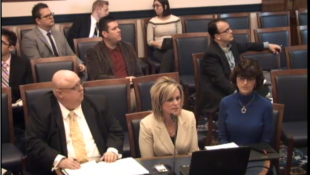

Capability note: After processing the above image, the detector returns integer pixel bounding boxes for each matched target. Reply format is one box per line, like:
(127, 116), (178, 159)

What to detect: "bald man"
(25, 70), (124, 175)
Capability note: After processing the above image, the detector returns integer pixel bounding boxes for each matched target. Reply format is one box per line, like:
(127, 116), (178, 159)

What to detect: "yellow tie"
(68, 111), (88, 163)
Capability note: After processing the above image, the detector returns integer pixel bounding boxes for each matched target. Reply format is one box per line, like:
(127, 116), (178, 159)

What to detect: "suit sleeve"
(102, 98), (124, 153)
(85, 47), (120, 80)
(66, 19), (81, 52)
(236, 41), (264, 54)
(201, 52), (235, 94)
(260, 103), (273, 143)
(128, 44), (143, 77)
(219, 100), (229, 144)
(25, 103), (60, 170)
(139, 119), (154, 158)
(21, 34), (42, 60)
(188, 112), (199, 153)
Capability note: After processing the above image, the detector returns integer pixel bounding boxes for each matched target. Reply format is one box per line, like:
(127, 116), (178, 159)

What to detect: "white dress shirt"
(89, 15), (99, 38)
(37, 27), (59, 55)
(52, 101), (120, 171)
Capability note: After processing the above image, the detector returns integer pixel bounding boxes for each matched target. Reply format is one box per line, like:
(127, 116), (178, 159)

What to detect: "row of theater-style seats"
(2, 68), (308, 175)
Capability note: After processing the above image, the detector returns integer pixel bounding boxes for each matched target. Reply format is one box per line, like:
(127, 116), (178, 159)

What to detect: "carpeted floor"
(197, 117), (308, 175)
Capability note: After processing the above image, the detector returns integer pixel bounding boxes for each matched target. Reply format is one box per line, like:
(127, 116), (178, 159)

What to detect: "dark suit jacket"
(67, 15), (92, 51)
(86, 41), (143, 80)
(25, 92), (124, 175)
(199, 40), (264, 115)
(9, 54), (33, 103)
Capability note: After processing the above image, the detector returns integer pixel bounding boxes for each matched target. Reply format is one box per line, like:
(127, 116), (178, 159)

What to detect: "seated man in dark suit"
(21, 3), (87, 79)
(67, 0), (109, 51)
(199, 19), (281, 116)
(2, 28), (33, 103)
(86, 15), (143, 111)
(25, 70), (124, 175)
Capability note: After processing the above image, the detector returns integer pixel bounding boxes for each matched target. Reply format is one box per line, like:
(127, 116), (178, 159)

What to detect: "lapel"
(154, 118), (175, 155)
(175, 113), (189, 150)
(34, 27), (53, 54)
(231, 42), (240, 64)
(119, 42), (132, 75)
(51, 96), (68, 156)
(99, 42), (115, 74)
(213, 41), (231, 74)
(86, 16), (92, 37)
(9, 55), (17, 84)
(81, 98), (106, 155)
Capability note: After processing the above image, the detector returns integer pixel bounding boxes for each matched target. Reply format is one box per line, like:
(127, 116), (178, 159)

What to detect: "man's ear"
(102, 31), (108, 38)
(35, 18), (41, 25)
(8, 45), (15, 52)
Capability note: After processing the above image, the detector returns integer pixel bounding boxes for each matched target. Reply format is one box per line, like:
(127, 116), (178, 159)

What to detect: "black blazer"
(199, 40), (264, 115)
(9, 54), (33, 103)
(25, 92), (124, 175)
(67, 15), (92, 51)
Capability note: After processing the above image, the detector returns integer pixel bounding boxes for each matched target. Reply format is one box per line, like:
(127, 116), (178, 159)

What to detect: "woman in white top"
(147, 0), (182, 73)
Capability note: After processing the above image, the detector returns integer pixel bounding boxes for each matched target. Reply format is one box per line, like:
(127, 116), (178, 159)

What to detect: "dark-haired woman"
(147, 0), (182, 73)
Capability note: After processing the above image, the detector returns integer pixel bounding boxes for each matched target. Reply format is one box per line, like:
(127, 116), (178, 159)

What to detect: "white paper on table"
(12, 99), (23, 107)
(63, 160), (97, 175)
(205, 142), (239, 150)
(96, 157), (149, 175)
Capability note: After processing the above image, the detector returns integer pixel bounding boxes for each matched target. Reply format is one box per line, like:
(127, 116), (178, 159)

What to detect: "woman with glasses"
(139, 76), (199, 158)
(218, 58), (273, 174)
(147, 0), (182, 73)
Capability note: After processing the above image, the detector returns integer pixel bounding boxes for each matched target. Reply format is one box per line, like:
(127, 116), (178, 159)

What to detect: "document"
(205, 142), (239, 150)
(63, 158), (149, 175)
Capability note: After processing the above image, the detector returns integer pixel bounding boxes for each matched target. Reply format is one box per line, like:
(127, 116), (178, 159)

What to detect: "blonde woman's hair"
(150, 76), (184, 121)
(92, 0), (109, 12)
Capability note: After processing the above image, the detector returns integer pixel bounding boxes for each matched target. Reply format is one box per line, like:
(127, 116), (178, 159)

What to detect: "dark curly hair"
(231, 58), (264, 91)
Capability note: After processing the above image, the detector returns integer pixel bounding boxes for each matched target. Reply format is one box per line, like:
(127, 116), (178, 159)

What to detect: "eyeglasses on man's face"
(218, 27), (232, 34)
(59, 81), (84, 91)
(237, 76), (256, 82)
(41, 12), (55, 19)
(2, 40), (10, 46)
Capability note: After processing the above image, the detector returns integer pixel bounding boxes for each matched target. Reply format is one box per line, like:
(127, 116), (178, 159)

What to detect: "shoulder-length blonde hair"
(150, 76), (184, 121)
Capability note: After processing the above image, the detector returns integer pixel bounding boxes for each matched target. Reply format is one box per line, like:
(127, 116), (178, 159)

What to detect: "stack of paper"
(63, 158), (149, 175)
(205, 142), (239, 150)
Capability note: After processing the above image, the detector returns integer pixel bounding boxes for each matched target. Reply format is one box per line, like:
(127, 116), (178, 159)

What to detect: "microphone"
(170, 113), (178, 175)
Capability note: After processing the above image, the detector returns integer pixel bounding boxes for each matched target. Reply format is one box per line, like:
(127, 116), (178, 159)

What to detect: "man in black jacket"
(199, 19), (281, 115)
(2, 28), (33, 103)
(25, 70), (124, 175)
(67, 0), (109, 51)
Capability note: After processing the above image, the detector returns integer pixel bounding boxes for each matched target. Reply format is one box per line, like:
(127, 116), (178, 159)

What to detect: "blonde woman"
(139, 76), (199, 158)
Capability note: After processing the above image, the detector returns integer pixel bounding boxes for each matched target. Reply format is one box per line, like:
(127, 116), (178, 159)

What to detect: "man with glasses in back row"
(199, 19), (282, 117)
(21, 3), (87, 79)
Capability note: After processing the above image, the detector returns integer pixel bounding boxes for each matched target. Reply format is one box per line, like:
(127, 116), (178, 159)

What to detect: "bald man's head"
(52, 70), (84, 110)
(52, 70), (79, 89)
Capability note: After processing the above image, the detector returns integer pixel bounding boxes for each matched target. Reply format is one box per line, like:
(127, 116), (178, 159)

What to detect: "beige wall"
(2, 0), (262, 17)
(3, 0), (260, 58)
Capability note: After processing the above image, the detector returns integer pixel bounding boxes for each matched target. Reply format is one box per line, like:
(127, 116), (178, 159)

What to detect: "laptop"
(180, 147), (251, 175)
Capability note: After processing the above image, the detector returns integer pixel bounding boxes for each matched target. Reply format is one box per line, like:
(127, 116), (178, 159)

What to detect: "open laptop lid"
(189, 147), (251, 175)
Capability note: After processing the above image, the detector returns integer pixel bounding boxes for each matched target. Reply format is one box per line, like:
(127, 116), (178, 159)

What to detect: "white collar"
(58, 101), (83, 120)
(37, 26), (52, 35)
(91, 15), (98, 25)
(2, 55), (11, 66)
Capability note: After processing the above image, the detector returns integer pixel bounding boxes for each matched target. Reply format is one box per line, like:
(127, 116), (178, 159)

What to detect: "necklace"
(165, 121), (175, 136)
(238, 94), (256, 114)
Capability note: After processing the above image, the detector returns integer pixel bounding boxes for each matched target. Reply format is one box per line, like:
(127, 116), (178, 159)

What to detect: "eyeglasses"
(237, 76), (256, 82)
(41, 12), (55, 19)
(59, 81), (83, 91)
(1, 40), (10, 46)
(152, 4), (162, 9)
(218, 27), (232, 34)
